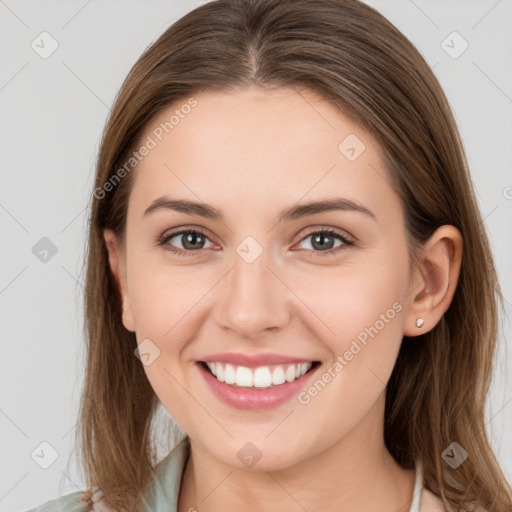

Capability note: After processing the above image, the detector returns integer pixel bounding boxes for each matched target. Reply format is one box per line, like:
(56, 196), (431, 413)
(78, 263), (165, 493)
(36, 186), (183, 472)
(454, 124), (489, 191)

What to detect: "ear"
(103, 229), (135, 332)
(403, 225), (463, 336)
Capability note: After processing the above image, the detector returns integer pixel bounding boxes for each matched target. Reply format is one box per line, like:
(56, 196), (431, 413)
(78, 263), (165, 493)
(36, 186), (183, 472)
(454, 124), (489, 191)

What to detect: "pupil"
(313, 233), (333, 250)
(184, 232), (203, 250)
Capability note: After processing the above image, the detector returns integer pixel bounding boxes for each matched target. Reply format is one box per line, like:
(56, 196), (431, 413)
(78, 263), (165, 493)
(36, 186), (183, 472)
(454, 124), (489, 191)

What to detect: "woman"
(27, 0), (512, 510)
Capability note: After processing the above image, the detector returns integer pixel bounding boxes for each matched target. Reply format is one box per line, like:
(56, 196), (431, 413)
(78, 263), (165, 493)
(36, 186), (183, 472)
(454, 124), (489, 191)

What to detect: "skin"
(104, 85), (462, 512)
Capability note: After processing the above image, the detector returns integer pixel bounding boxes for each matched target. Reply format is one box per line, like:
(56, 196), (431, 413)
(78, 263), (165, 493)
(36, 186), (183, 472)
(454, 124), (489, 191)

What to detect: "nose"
(215, 249), (292, 340)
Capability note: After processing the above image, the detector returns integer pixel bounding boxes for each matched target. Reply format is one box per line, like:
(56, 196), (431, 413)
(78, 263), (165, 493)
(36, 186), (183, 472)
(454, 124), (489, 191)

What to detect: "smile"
(197, 358), (321, 410)
(203, 361), (314, 389)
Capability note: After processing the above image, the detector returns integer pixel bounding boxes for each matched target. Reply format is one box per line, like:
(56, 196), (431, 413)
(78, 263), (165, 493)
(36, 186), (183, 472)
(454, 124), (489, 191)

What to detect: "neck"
(178, 394), (416, 512)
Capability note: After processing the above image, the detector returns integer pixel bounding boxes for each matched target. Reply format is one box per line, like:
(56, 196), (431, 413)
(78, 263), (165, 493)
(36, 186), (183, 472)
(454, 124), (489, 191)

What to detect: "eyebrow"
(143, 196), (376, 222)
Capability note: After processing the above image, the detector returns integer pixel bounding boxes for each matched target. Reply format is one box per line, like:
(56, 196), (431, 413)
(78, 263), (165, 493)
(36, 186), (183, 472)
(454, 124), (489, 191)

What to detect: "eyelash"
(157, 227), (354, 258)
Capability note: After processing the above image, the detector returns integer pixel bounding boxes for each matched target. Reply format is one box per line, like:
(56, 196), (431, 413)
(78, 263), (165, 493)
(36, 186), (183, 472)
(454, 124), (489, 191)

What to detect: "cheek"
(128, 253), (214, 340)
(127, 261), (213, 428)
(291, 264), (406, 436)
(289, 252), (408, 419)
(293, 257), (407, 350)
(126, 257), (223, 414)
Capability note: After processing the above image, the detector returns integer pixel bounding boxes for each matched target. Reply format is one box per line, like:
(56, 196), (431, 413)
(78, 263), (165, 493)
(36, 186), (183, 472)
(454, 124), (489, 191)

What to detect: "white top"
(409, 460), (446, 512)
(409, 459), (423, 512)
(27, 437), (447, 511)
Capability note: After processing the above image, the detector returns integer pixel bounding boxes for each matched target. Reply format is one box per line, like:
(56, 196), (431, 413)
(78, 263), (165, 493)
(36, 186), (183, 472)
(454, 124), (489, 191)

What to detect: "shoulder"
(26, 437), (190, 512)
(25, 491), (92, 512)
(420, 487), (490, 512)
(420, 487), (446, 511)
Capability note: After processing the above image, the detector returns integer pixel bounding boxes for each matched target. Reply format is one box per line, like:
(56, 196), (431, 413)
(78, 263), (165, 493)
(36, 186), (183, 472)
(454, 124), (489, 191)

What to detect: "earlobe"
(403, 225), (463, 337)
(103, 229), (136, 332)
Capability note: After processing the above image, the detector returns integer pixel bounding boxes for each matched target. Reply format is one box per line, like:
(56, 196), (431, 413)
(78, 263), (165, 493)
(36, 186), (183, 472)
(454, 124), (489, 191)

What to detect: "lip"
(199, 352), (316, 368)
(196, 359), (321, 410)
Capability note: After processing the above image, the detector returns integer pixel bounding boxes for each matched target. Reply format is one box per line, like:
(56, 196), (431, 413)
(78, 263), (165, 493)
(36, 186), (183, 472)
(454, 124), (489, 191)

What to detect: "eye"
(157, 226), (354, 257)
(158, 229), (216, 256)
(295, 227), (354, 257)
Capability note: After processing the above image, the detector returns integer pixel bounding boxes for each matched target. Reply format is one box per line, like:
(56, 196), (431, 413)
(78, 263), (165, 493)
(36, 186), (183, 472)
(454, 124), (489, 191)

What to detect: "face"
(105, 85), (418, 471)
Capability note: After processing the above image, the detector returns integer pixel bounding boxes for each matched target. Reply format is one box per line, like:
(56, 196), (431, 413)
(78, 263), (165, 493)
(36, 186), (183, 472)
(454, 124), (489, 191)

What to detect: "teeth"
(272, 366), (286, 385)
(216, 363), (225, 383)
(254, 367), (272, 388)
(225, 364), (236, 384)
(285, 364), (296, 382)
(236, 366), (253, 387)
(205, 361), (313, 388)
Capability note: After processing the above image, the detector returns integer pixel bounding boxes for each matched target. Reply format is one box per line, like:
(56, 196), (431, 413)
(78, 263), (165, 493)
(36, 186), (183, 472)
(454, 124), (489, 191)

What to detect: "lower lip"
(197, 362), (320, 410)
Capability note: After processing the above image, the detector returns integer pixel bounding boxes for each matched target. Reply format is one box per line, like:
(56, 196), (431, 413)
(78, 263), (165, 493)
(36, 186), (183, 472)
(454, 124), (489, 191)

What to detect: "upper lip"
(199, 353), (318, 368)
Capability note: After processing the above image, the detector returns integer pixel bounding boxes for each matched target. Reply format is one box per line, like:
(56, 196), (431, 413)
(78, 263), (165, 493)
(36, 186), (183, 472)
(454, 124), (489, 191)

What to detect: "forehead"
(127, 85), (397, 222)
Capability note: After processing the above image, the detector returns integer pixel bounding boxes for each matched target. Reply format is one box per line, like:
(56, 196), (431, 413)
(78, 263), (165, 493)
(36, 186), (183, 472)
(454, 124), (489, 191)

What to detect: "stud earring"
(416, 318), (424, 328)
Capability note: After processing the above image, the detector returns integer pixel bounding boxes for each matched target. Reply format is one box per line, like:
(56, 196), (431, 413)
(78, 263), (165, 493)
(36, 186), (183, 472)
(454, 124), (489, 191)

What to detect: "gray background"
(1, 0), (511, 510)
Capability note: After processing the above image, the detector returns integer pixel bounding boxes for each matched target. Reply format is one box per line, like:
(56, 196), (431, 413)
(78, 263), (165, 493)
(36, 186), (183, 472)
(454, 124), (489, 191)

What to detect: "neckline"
(146, 438), (424, 512)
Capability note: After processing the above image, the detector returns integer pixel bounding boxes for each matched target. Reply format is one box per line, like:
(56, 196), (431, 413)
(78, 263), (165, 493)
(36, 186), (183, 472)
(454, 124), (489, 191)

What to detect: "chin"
(200, 432), (313, 472)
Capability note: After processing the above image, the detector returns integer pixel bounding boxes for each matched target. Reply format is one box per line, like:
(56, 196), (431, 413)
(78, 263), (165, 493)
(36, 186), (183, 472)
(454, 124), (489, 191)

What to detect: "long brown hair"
(76, 0), (512, 510)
